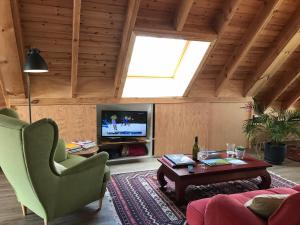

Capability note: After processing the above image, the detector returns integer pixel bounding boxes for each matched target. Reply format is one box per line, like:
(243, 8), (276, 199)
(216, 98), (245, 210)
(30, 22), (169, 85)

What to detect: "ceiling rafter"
(71, 0), (82, 98)
(215, 0), (284, 96)
(0, 0), (25, 97)
(113, 0), (140, 98)
(244, 9), (300, 97)
(184, 0), (241, 97)
(184, 40), (216, 97)
(262, 68), (300, 109)
(214, 0), (242, 35)
(134, 25), (217, 42)
(281, 82), (300, 110)
(174, 0), (194, 31)
(10, 0), (27, 97)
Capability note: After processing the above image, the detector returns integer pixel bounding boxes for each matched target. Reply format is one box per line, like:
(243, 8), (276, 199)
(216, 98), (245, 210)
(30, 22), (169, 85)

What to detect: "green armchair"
(0, 109), (110, 225)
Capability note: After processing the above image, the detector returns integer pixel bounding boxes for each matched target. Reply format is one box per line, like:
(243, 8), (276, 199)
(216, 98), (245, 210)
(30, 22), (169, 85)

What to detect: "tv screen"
(101, 111), (147, 137)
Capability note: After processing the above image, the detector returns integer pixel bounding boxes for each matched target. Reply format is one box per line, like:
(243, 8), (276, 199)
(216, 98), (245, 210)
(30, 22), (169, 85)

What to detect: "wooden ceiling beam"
(262, 68), (300, 109)
(244, 9), (300, 97)
(184, 40), (216, 96)
(215, 0), (284, 96)
(134, 25), (217, 42)
(10, 96), (252, 106)
(10, 0), (27, 97)
(184, 0), (241, 97)
(174, 0), (194, 31)
(214, 0), (242, 35)
(113, 0), (140, 98)
(71, 0), (82, 97)
(281, 83), (300, 110)
(0, 0), (25, 97)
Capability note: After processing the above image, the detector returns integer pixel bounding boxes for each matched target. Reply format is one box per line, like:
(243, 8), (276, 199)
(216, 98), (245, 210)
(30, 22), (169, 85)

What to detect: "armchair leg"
(98, 197), (103, 211)
(21, 204), (27, 216)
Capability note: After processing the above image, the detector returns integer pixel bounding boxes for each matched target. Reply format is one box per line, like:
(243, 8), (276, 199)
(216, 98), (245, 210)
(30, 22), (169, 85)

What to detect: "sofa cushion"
(204, 194), (266, 225)
(186, 198), (210, 225)
(186, 187), (299, 225)
(269, 193), (300, 225)
(245, 194), (289, 219)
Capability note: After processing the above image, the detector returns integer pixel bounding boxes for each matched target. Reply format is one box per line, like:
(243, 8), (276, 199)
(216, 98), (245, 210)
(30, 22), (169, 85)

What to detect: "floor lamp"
(23, 48), (48, 124)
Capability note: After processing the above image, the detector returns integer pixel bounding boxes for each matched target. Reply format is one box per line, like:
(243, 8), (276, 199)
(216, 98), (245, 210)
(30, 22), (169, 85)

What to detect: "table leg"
(258, 170), (271, 189)
(157, 165), (167, 190)
(175, 182), (187, 205)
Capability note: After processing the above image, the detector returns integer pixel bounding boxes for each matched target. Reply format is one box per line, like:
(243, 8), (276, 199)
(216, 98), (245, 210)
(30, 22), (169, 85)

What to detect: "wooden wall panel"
(208, 102), (249, 150)
(154, 103), (210, 156)
(15, 105), (96, 143)
(13, 102), (249, 155)
(154, 102), (249, 156)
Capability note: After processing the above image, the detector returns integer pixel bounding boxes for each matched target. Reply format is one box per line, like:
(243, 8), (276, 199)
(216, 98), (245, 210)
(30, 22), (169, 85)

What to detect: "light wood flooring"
(0, 157), (300, 225)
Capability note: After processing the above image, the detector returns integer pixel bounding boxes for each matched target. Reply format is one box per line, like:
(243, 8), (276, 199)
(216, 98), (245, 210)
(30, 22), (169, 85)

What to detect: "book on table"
(201, 158), (247, 166)
(164, 154), (196, 167)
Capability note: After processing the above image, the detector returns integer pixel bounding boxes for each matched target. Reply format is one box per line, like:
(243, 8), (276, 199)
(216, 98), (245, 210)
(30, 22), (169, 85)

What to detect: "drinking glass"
(198, 148), (209, 169)
(226, 143), (236, 157)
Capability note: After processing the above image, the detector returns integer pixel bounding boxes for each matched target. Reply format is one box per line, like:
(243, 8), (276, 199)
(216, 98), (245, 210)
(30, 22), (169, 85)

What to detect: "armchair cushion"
(54, 139), (67, 162)
(60, 152), (109, 176)
(60, 154), (86, 168)
(54, 162), (67, 174)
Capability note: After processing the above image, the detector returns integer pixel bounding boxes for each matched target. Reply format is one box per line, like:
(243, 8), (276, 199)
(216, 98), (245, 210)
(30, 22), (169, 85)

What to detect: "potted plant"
(243, 109), (300, 164)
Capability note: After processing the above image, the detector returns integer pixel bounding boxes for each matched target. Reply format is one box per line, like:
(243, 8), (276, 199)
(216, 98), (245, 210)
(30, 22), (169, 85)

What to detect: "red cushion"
(186, 198), (210, 225)
(269, 192), (300, 225)
(186, 187), (299, 225)
(204, 194), (266, 225)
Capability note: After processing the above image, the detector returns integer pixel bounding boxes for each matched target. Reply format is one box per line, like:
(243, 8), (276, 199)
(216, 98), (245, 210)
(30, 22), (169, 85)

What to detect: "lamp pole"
(23, 48), (48, 124)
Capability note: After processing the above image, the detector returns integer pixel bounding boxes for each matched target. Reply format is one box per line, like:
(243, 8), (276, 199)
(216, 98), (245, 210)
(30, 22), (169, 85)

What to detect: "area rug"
(107, 170), (297, 225)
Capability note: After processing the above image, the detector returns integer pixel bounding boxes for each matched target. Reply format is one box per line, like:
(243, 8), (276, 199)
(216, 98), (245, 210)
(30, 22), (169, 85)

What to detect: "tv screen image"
(101, 111), (147, 137)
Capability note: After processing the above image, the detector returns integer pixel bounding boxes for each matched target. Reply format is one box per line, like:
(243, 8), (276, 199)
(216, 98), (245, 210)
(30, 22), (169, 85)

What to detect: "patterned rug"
(107, 170), (297, 225)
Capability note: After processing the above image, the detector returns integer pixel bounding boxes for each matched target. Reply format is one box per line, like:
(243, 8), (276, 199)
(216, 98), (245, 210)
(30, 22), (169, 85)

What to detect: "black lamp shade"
(23, 48), (48, 73)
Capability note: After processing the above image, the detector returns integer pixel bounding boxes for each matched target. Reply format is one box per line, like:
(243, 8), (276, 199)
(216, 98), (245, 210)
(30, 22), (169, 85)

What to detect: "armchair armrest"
(60, 152), (108, 176)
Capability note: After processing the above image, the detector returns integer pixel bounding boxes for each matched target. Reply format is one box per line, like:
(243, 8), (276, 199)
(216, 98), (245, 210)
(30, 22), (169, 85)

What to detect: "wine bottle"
(192, 136), (199, 161)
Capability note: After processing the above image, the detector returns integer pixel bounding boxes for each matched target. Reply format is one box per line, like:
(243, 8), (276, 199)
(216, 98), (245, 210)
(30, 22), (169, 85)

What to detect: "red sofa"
(186, 185), (300, 225)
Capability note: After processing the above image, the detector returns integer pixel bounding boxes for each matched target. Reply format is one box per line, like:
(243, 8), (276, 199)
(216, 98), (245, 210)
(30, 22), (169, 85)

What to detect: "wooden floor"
(0, 157), (300, 225)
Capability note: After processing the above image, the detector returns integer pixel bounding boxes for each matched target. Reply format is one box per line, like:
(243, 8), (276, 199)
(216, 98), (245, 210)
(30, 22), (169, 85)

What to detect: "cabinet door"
(154, 103), (210, 156)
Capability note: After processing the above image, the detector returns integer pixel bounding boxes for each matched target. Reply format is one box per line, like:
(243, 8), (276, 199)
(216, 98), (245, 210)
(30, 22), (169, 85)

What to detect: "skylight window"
(122, 36), (211, 98)
(128, 37), (187, 78)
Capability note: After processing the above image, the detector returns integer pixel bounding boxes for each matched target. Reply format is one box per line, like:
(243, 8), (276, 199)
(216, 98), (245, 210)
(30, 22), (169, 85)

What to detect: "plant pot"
(264, 142), (286, 165)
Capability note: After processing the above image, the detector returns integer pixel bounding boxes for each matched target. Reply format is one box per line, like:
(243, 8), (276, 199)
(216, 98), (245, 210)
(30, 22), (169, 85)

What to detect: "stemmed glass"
(198, 147), (209, 169)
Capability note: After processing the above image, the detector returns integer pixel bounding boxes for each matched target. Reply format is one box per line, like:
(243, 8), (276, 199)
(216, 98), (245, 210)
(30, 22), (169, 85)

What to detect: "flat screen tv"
(101, 110), (148, 137)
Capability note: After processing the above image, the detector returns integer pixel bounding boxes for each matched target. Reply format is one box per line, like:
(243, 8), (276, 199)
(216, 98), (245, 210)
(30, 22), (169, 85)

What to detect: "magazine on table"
(201, 158), (247, 166)
(164, 154), (196, 167)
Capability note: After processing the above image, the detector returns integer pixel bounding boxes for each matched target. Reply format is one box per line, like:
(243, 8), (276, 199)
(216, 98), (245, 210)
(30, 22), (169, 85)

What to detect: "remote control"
(188, 165), (194, 173)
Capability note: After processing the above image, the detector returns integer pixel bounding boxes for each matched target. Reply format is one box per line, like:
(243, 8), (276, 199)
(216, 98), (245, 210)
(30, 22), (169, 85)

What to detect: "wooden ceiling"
(0, 0), (299, 108)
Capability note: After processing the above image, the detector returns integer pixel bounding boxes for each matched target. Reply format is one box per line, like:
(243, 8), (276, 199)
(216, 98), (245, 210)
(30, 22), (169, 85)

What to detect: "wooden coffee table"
(157, 153), (272, 204)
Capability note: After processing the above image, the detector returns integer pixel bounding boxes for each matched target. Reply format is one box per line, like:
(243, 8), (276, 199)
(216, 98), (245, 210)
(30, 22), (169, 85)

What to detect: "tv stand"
(104, 137), (139, 142)
(98, 137), (149, 147)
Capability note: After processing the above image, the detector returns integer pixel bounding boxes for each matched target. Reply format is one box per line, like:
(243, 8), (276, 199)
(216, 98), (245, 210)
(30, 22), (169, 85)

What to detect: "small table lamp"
(23, 48), (48, 123)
